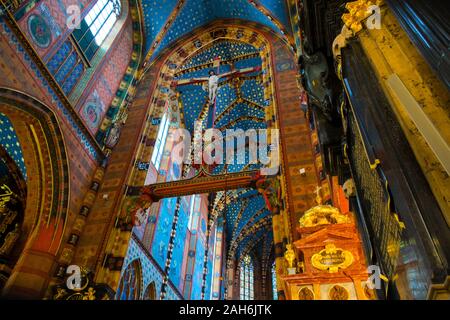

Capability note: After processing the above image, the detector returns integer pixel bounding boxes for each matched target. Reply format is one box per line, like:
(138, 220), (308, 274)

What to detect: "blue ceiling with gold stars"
(172, 39), (272, 258)
(142, 0), (292, 59)
(0, 113), (27, 179)
(141, 0), (179, 51)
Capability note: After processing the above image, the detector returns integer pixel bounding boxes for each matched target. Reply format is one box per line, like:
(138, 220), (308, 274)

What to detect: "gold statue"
(311, 244), (354, 273)
(53, 288), (67, 300)
(284, 244), (296, 269)
(83, 287), (96, 300)
(299, 186), (350, 227)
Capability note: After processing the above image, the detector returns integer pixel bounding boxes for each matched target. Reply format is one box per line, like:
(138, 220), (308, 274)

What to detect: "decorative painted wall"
(14, 0), (136, 136)
(0, 0), (142, 298)
(120, 235), (167, 299)
(46, 39), (85, 95)
(82, 22), (314, 301)
(0, 16), (101, 160)
(17, 0), (90, 59)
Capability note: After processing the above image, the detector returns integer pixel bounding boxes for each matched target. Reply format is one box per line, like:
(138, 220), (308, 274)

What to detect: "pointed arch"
(143, 281), (157, 300)
(0, 88), (70, 298)
(239, 254), (254, 300)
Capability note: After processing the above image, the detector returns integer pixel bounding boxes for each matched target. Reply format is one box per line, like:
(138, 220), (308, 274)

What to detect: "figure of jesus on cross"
(205, 69), (220, 104)
(172, 57), (261, 127)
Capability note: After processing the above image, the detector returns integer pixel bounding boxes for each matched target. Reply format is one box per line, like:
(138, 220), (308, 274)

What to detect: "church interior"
(0, 0), (449, 301)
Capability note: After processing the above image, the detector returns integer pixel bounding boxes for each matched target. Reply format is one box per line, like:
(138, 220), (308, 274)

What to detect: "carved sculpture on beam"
(123, 168), (264, 230)
(255, 176), (282, 214)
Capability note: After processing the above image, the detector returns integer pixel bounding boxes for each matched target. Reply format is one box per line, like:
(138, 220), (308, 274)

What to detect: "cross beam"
(126, 168), (263, 202)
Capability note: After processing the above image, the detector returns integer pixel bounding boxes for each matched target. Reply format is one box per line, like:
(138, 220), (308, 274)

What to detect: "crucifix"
(314, 186), (323, 205)
(172, 57), (261, 129)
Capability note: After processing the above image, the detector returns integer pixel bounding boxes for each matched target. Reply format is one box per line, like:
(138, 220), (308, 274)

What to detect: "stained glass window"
(151, 112), (170, 172)
(72, 0), (121, 62)
(188, 195), (199, 231)
(272, 262), (278, 300)
(239, 255), (254, 300)
(116, 259), (142, 300)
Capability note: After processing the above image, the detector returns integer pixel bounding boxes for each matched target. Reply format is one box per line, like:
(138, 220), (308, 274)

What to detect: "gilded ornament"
(363, 284), (376, 300)
(297, 261), (305, 273)
(299, 186), (350, 227)
(342, 0), (383, 34)
(298, 287), (314, 300)
(59, 247), (74, 265)
(284, 244), (296, 269)
(0, 223), (20, 255)
(83, 287), (96, 300)
(53, 288), (67, 300)
(329, 285), (349, 300)
(311, 244), (354, 273)
(299, 205), (350, 227)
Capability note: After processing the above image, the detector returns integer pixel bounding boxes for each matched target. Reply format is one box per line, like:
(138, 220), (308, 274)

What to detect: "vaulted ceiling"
(141, 0), (292, 60)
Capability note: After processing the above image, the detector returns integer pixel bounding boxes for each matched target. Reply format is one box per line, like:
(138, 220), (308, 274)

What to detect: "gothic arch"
(131, 21), (283, 188)
(130, 24), (283, 300)
(0, 88), (70, 298)
(143, 281), (157, 300)
(142, 22), (279, 117)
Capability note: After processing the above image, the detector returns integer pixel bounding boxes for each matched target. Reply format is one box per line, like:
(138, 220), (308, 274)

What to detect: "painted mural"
(146, 0), (290, 59)
(26, 2), (60, 50)
(80, 89), (105, 132)
(18, 0), (89, 58)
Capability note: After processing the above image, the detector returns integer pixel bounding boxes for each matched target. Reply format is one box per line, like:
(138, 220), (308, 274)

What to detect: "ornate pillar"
(225, 259), (236, 300)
